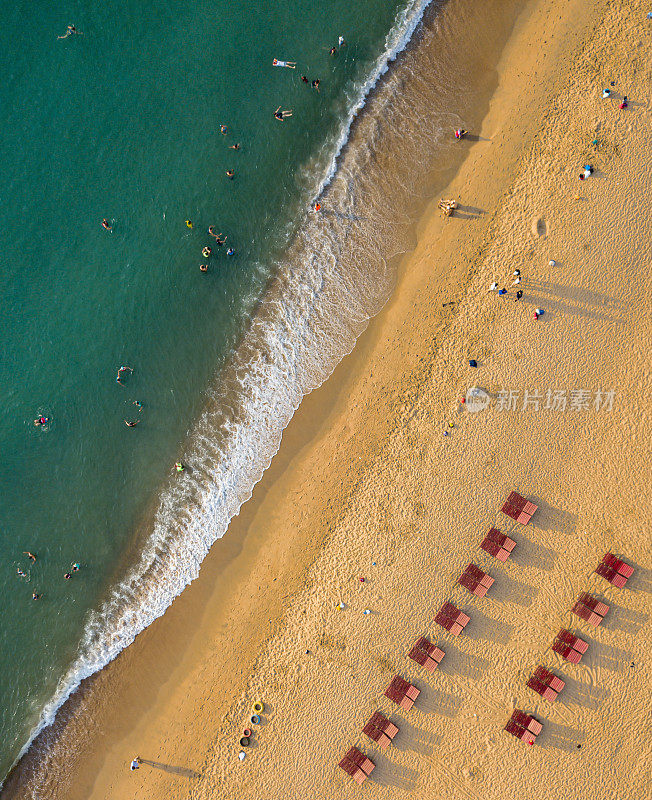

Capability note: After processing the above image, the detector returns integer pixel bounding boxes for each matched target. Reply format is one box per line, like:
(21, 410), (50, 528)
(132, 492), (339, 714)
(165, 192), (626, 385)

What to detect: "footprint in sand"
(532, 216), (547, 238)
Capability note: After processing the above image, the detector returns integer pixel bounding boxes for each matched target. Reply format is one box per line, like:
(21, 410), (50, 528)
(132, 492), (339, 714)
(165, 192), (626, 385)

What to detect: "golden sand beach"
(4, 0), (651, 797)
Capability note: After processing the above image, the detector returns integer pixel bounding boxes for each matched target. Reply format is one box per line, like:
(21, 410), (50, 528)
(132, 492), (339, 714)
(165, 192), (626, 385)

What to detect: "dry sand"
(4, 0), (652, 797)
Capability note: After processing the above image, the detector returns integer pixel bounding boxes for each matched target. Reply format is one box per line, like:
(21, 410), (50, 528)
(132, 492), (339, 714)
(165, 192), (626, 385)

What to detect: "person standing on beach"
(130, 756), (142, 771)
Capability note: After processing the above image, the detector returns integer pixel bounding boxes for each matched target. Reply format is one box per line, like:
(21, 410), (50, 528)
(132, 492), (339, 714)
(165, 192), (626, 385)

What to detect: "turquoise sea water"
(0, 0), (431, 780)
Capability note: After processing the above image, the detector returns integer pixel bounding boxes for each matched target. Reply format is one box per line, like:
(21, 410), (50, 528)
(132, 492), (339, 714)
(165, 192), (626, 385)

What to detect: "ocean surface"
(0, 0), (443, 780)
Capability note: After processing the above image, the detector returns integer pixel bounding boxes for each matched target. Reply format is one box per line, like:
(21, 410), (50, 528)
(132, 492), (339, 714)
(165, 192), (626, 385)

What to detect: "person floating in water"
(272, 59), (296, 69)
(72, 563), (80, 572)
(202, 246), (212, 258)
(274, 106), (293, 121)
(17, 568), (27, 578)
(132, 400), (142, 411)
(124, 419), (140, 427)
(57, 24), (82, 39)
(226, 247), (235, 256)
(329, 47), (337, 56)
(229, 143), (240, 150)
(300, 75), (309, 84)
(24, 551), (37, 563)
(116, 365), (133, 386)
(174, 461), (185, 473)
(32, 592), (41, 601)
(311, 79), (320, 92)
(220, 125), (228, 135)
(215, 234), (227, 246)
(185, 219), (193, 228)
(199, 263), (208, 272)
(34, 415), (49, 427)
(226, 169), (235, 179)
(101, 218), (113, 231)
(64, 572), (72, 580)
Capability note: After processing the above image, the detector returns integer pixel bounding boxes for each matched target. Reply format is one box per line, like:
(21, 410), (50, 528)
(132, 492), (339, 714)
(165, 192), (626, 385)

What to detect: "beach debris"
(498, 288), (507, 296)
(489, 282), (498, 291)
(534, 308), (545, 320)
(362, 609), (371, 615)
(548, 260), (556, 267)
(469, 359), (478, 368)
(438, 198), (458, 217)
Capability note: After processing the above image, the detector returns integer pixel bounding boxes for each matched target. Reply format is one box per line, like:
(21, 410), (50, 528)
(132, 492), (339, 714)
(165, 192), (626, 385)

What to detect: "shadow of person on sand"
(139, 760), (202, 779)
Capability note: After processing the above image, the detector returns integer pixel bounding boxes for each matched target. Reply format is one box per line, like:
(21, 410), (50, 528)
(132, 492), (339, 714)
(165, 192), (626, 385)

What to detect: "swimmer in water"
(133, 400), (142, 410)
(300, 75), (309, 83)
(174, 461), (185, 472)
(185, 219), (193, 228)
(226, 169), (235, 179)
(215, 234), (227, 246)
(101, 219), (113, 231)
(116, 366), (133, 386)
(17, 568), (27, 578)
(202, 246), (212, 258)
(272, 59), (297, 69)
(32, 592), (41, 600)
(72, 563), (80, 572)
(226, 248), (234, 256)
(274, 106), (293, 121)
(311, 79), (320, 92)
(34, 416), (49, 427)
(229, 143), (240, 150)
(64, 572), (72, 580)
(57, 24), (82, 39)
(329, 47), (337, 55)
(338, 36), (345, 47)
(24, 552), (37, 563)
(199, 263), (208, 272)
(124, 419), (140, 427)
(220, 125), (228, 135)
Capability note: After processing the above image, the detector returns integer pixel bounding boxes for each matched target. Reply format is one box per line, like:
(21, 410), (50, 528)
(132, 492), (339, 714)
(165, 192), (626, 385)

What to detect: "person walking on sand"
(273, 58), (296, 68)
(274, 106), (292, 121)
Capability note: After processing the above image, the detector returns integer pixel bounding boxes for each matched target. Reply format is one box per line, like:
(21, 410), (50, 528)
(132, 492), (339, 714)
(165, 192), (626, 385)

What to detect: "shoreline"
(5, 0), (652, 797)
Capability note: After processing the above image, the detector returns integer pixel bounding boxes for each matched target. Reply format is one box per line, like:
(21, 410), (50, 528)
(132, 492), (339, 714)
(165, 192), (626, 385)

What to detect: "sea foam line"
(8, 0), (435, 781)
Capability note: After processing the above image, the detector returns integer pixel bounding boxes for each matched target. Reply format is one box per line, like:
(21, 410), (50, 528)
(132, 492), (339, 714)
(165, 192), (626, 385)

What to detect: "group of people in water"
(17, 551), (81, 601)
